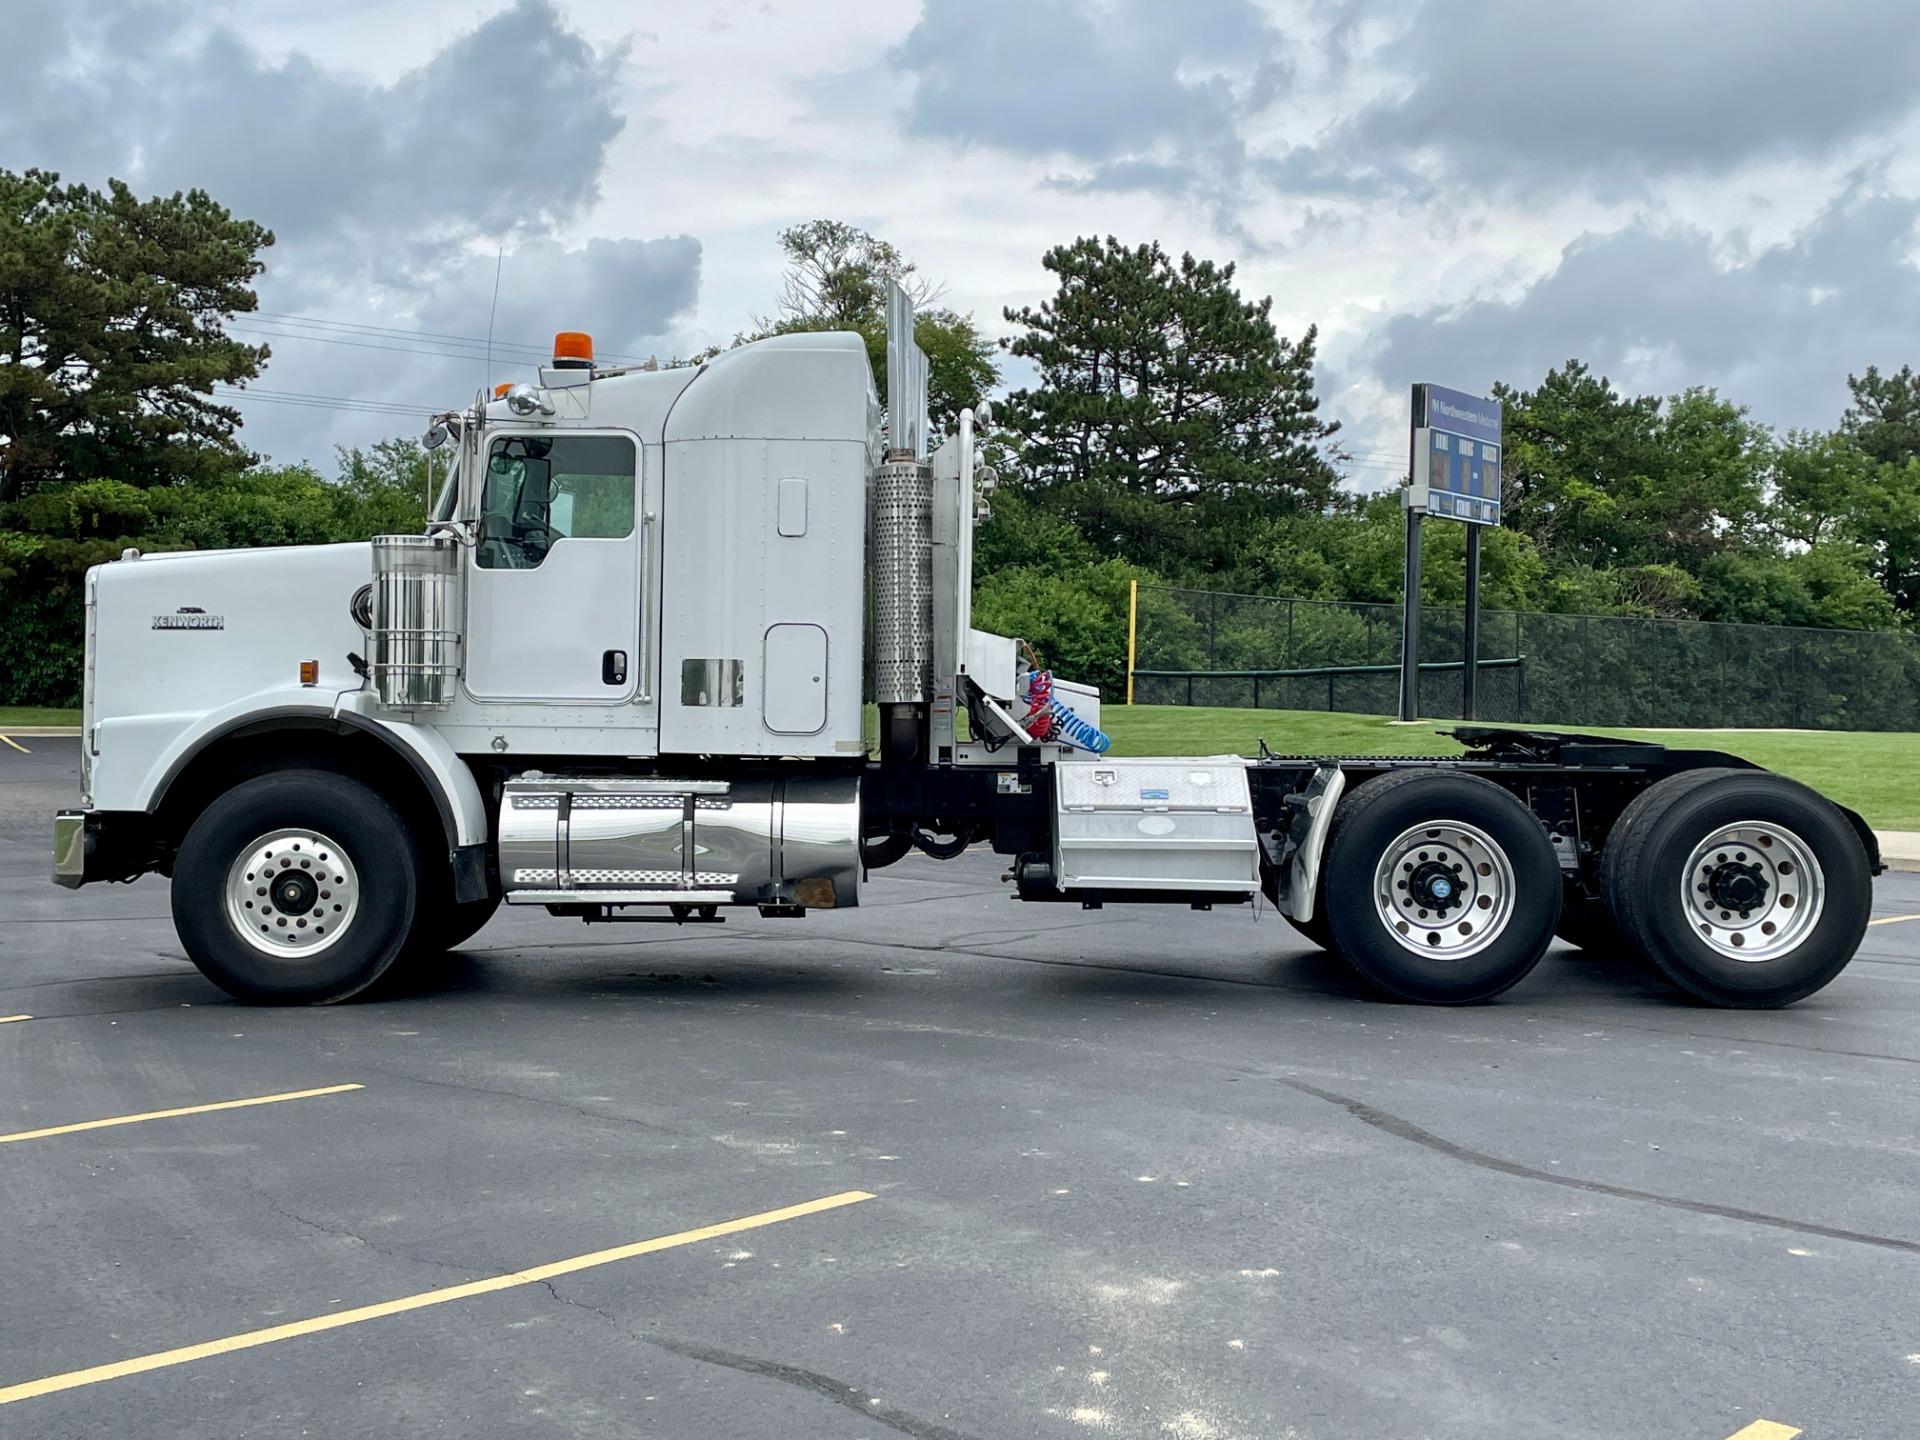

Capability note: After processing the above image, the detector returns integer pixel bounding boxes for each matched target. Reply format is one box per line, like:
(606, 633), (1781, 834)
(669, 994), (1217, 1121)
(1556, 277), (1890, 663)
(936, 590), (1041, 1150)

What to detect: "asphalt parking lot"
(2, 736), (1917, 1439)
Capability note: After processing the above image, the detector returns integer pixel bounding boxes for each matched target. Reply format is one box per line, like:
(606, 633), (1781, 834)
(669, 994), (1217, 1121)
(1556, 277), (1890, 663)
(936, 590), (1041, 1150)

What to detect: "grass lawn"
(8, 699), (1913, 829)
(0, 707), (81, 729)
(1104, 704), (1920, 832)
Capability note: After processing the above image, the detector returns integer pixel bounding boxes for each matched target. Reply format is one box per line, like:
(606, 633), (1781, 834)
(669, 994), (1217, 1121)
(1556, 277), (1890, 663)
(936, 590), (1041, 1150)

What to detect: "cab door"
(465, 430), (648, 704)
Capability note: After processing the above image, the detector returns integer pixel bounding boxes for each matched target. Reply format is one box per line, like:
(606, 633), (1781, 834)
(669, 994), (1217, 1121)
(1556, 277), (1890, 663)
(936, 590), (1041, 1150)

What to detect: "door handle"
(603, 650), (628, 686)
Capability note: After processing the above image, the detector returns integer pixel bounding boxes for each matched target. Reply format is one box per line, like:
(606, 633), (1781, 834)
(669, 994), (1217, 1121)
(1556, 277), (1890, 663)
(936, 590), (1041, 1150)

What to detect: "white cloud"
(1372, 184), (1920, 434)
(2, 0), (1916, 474)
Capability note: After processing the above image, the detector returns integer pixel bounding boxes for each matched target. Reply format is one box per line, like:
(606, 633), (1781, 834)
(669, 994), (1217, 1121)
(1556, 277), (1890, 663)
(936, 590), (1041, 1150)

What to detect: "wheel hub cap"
(1706, 861), (1768, 914)
(1681, 822), (1824, 962)
(1408, 861), (1464, 913)
(1372, 821), (1517, 960)
(272, 870), (320, 916)
(224, 829), (360, 958)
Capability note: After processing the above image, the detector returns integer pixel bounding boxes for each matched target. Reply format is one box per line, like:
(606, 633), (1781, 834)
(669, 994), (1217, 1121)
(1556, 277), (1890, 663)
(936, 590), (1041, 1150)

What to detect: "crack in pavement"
(353, 1065), (688, 1140)
(536, 1278), (619, 1326)
(526, 1278), (982, 1440)
(1573, 1017), (1920, 1070)
(0, 915), (176, 926)
(645, 1335), (982, 1440)
(0, 970), (194, 997)
(1280, 1077), (1920, 1257)
(261, 1196), (478, 1280)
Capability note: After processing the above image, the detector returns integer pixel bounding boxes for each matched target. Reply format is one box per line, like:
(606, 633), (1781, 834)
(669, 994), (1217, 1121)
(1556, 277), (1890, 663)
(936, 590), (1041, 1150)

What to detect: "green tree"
(0, 169), (272, 504)
(1697, 545), (1897, 630)
(1773, 427), (1920, 616)
(998, 236), (1339, 580)
(1839, 364), (1920, 467)
(768, 219), (938, 326)
(752, 220), (998, 431)
(1494, 362), (1769, 576)
(333, 438), (434, 536)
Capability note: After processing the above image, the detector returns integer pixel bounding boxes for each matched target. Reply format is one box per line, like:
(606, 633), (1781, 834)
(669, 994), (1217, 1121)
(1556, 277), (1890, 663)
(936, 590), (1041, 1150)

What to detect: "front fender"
(116, 688), (490, 855)
(332, 695), (490, 850)
(94, 688), (346, 818)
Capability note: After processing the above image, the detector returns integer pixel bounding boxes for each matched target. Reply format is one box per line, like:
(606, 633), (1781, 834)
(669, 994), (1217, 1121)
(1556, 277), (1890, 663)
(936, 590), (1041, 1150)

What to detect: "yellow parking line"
(1869, 913), (1920, 926)
(0, 735), (28, 754)
(0, 1084), (363, 1147)
(0, 1189), (874, 1406)
(0, 1016), (29, 1025)
(1725, 1422), (1801, 1440)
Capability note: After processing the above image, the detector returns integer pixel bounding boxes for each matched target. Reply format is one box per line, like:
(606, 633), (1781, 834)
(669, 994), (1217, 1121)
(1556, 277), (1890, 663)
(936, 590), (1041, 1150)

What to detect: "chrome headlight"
(503, 383), (555, 418)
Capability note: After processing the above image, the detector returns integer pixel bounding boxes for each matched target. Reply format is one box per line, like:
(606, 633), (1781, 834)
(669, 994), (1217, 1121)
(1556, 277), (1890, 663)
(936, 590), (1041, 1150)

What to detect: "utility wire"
(214, 384), (441, 419)
(233, 311), (658, 368)
(227, 324), (544, 369)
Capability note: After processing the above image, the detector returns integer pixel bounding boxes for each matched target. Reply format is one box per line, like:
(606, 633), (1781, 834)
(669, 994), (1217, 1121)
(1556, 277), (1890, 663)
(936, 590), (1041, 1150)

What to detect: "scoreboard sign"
(1408, 383), (1502, 526)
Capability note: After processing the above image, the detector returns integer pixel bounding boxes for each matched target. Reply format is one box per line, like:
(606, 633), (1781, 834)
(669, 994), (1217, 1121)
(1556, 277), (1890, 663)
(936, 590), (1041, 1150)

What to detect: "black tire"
(172, 772), (424, 1004)
(1599, 768), (1871, 1008)
(413, 889), (501, 953)
(1285, 910), (1336, 951)
(1555, 888), (1623, 954)
(1321, 770), (1562, 1005)
(438, 893), (501, 950)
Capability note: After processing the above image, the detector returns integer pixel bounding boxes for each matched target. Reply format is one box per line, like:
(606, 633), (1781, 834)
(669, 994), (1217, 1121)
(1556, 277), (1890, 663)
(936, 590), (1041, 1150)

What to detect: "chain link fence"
(1129, 586), (1920, 731)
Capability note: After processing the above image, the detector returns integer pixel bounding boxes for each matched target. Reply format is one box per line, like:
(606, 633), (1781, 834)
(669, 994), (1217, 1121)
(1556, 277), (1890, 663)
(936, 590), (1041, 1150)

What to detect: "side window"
(476, 434), (637, 570)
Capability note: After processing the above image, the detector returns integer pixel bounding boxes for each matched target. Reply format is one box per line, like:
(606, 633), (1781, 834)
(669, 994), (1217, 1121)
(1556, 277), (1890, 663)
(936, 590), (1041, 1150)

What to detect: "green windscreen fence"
(1130, 586), (1920, 731)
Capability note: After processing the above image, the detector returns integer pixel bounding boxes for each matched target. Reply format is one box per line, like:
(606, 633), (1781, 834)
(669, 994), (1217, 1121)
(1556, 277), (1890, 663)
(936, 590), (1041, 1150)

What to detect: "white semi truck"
(51, 291), (1880, 1009)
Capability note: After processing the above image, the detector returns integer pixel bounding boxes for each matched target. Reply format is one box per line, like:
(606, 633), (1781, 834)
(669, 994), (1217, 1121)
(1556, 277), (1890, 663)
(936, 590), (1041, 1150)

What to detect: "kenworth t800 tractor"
(51, 291), (1880, 1009)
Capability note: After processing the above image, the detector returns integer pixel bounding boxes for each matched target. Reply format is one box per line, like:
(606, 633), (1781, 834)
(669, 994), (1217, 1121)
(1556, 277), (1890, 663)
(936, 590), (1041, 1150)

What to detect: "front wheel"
(1600, 769), (1871, 1008)
(408, 886), (501, 955)
(172, 773), (424, 1004)
(1320, 770), (1562, 1004)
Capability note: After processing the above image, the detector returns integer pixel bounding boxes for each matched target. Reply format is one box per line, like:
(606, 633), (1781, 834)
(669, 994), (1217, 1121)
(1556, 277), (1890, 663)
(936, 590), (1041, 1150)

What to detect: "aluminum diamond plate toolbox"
(1053, 758), (1259, 892)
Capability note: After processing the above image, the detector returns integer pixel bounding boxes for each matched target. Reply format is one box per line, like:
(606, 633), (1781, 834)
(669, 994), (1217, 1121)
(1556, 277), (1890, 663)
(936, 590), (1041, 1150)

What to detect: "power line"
(255, 310), (549, 349)
(241, 310), (658, 367)
(227, 324), (544, 370)
(214, 384), (441, 419)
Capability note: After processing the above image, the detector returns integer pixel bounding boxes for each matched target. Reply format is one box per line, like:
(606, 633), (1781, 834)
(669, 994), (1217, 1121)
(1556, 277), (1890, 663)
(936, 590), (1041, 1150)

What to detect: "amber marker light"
(553, 331), (594, 369)
(299, 660), (319, 686)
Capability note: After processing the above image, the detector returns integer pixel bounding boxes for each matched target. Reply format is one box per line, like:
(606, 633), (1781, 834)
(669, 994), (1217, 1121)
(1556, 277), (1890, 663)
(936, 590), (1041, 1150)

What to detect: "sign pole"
(1399, 507), (1422, 722)
(1399, 384), (1424, 722)
(1401, 380), (1501, 725)
(1462, 523), (1481, 722)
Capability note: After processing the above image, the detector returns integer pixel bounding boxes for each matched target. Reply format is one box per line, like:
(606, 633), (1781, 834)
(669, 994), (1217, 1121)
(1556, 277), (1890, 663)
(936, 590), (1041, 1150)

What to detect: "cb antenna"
(483, 245), (504, 388)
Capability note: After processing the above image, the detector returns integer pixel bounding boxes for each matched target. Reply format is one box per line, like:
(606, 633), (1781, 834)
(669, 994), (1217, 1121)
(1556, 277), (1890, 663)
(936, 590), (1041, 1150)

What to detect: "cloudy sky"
(7, 0), (1920, 487)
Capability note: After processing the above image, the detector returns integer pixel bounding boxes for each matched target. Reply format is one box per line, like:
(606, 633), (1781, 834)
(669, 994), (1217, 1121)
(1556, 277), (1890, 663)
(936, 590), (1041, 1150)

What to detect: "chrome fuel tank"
(498, 772), (859, 909)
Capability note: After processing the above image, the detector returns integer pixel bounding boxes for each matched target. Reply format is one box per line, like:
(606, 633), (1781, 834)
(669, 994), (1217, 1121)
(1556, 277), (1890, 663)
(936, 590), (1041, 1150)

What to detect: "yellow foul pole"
(1126, 579), (1138, 706)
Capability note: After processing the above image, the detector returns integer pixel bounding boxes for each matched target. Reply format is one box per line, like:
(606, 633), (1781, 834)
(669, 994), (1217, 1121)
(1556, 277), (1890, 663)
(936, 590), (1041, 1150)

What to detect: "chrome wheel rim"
(1372, 820), (1516, 959)
(1681, 821), (1823, 962)
(224, 828), (360, 958)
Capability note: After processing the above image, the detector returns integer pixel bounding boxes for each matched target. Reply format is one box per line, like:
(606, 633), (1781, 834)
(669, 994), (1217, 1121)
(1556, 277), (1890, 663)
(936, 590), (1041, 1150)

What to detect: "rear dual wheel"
(1599, 769), (1871, 1008)
(1319, 770), (1562, 1005)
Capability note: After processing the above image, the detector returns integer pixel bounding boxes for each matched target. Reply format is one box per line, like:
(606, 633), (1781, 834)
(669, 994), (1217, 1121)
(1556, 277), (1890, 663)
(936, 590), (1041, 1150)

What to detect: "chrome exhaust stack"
(872, 282), (934, 762)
